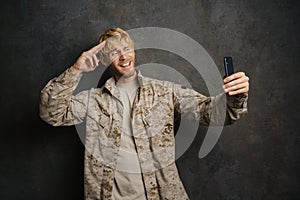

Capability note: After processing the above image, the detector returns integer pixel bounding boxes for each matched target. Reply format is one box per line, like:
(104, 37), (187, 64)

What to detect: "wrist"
(68, 64), (82, 74)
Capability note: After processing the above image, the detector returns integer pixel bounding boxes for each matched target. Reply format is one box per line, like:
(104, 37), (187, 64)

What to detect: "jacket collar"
(104, 70), (149, 96)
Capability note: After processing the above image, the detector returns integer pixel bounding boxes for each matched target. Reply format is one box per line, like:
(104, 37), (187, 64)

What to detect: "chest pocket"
(99, 113), (110, 127)
(98, 113), (112, 139)
(142, 102), (172, 137)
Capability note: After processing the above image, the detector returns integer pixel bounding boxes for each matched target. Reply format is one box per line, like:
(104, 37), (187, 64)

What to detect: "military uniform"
(40, 69), (248, 200)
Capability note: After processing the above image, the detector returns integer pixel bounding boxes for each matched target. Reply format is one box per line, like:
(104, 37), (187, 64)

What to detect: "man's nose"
(119, 51), (127, 60)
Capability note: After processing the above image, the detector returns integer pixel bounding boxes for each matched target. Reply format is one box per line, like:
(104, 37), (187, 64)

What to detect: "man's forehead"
(110, 43), (130, 49)
(108, 41), (133, 51)
(107, 35), (131, 44)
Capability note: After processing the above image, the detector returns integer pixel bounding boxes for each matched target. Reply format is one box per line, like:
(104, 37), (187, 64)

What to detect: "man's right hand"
(69, 41), (106, 74)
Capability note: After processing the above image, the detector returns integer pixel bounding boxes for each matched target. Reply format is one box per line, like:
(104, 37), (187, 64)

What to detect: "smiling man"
(40, 28), (249, 200)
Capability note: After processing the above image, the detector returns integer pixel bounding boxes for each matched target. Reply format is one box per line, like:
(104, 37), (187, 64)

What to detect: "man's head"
(98, 28), (136, 81)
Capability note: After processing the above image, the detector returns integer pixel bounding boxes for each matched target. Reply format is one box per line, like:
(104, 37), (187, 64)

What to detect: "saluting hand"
(69, 41), (106, 74)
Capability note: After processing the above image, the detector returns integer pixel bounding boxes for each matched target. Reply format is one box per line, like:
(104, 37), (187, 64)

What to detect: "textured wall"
(0, 0), (299, 199)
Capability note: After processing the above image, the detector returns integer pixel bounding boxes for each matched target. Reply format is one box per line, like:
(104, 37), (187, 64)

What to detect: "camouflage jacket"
(40, 69), (248, 200)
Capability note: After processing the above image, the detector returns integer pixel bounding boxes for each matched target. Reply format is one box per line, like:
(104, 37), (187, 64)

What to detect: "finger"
(88, 41), (106, 54)
(224, 72), (245, 83)
(92, 54), (99, 67)
(224, 82), (249, 93)
(82, 53), (93, 63)
(228, 87), (249, 96)
(81, 52), (92, 61)
(223, 72), (245, 83)
(223, 75), (249, 88)
(84, 55), (94, 68)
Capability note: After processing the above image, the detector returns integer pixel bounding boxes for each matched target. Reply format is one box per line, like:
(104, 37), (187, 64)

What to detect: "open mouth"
(120, 61), (132, 69)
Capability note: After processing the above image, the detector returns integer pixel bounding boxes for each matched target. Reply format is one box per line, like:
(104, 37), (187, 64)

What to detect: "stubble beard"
(111, 63), (137, 82)
(123, 68), (136, 78)
(118, 67), (136, 82)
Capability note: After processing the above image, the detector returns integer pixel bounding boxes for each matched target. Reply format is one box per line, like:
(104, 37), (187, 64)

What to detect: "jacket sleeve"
(173, 84), (248, 126)
(39, 69), (89, 126)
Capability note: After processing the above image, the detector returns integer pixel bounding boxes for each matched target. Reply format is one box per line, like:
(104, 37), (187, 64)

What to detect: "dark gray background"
(0, 0), (299, 199)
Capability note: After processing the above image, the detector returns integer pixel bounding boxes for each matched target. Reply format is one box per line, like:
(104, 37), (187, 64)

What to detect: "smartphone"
(224, 56), (234, 77)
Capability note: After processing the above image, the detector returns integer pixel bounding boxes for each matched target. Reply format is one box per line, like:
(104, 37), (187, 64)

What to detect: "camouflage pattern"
(40, 69), (248, 200)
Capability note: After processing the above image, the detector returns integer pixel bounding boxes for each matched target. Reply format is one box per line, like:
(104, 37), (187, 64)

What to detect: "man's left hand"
(223, 72), (249, 96)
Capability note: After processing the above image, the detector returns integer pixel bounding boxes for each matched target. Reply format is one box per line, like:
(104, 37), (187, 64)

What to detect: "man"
(40, 28), (249, 200)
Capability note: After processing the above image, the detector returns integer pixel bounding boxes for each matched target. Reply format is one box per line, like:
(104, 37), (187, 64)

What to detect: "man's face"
(106, 41), (136, 81)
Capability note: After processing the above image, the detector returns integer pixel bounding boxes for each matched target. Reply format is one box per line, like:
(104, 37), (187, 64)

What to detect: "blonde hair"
(98, 28), (134, 58)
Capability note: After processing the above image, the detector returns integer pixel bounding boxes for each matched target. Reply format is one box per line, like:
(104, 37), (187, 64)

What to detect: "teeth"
(121, 62), (130, 67)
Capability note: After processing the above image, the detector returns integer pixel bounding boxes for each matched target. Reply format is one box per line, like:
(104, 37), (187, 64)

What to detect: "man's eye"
(111, 52), (118, 57)
(125, 47), (131, 51)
